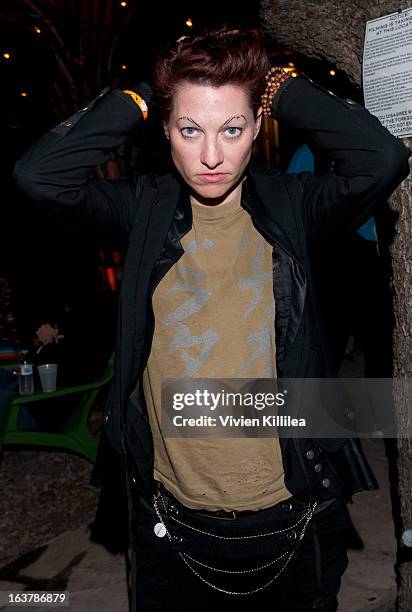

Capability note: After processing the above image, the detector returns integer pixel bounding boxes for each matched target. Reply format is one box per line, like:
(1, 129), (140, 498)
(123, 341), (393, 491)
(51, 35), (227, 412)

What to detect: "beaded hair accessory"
(261, 67), (292, 117)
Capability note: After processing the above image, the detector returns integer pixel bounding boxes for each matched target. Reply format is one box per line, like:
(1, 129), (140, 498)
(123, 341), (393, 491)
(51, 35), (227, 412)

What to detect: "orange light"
(120, 1), (127, 6)
(185, 18), (193, 27)
(121, 64), (127, 70)
(291, 72), (298, 78)
(288, 62), (295, 67)
(34, 26), (41, 34)
(3, 52), (10, 60)
(19, 91), (28, 97)
(329, 69), (336, 76)
(105, 268), (117, 291)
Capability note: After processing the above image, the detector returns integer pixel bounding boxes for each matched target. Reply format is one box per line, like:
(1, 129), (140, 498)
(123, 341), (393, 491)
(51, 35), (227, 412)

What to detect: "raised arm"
(270, 73), (411, 239)
(13, 84), (152, 251)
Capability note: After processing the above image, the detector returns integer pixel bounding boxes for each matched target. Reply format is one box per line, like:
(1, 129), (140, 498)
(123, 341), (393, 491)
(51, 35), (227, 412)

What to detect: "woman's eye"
(225, 127), (242, 138)
(181, 127), (198, 138)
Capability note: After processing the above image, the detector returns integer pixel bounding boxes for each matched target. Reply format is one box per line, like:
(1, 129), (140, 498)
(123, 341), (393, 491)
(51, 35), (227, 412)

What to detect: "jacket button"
(64, 121), (73, 127)
(322, 478), (331, 488)
(345, 98), (357, 105)
(327, 90), (336, 96)
(282, 501), (293, 512)
(314, 463), (322, 473)
(287, 531), (297, 540)
(306, 450), (314, 460)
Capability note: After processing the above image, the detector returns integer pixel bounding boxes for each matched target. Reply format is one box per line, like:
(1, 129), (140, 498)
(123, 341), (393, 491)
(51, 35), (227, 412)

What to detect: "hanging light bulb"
(34, 26), (41, 34)
(3, 52), (11, 60)
(121, 64), (127, 70)
(329, 69), (336, 76)
(185, 17), (193, 27)
(120, 1), (127, 7)
(19, 91), (28, 97)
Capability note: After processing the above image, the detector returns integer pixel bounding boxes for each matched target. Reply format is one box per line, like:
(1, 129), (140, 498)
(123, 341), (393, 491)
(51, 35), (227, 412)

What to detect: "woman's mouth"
(198, 173), (228, 183)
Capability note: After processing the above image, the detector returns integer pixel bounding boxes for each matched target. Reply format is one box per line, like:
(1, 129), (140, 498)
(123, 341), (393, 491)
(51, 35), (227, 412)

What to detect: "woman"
(13, 24), (410, 612)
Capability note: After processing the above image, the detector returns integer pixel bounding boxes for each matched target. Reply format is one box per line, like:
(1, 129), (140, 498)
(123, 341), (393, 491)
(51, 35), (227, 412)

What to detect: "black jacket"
(13, 74), (411, 509)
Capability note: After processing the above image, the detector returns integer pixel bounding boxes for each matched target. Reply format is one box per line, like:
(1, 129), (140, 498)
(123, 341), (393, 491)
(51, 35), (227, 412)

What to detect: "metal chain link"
(179, 547), (297, 596)
(156, 490), (317, 540)
(180, 548), (290, 574)
(150, 490), (317, 596)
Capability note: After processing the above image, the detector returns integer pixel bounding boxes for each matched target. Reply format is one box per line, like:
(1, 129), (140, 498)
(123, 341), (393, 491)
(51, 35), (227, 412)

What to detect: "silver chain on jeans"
(151, 491), (317, 596)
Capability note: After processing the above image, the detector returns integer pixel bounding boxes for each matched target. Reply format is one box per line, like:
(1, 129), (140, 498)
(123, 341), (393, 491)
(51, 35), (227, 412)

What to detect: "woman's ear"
(253, 107), (263, 141)
(163, 121), (170, 141)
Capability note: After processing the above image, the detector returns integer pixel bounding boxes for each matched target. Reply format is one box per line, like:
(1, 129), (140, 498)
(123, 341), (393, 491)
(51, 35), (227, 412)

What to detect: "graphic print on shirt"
(157, 225), (275, 378)
(238, 236), (272, 318)
(163, 252), (219, 377)
(234, 237), (275, 376)
(235, 302), (276, 377)
(163, 267), (210, 326)
(169, 323), (220, 376)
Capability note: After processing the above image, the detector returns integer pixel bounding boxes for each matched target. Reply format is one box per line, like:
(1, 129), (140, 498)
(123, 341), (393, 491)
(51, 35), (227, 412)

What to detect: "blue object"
(287, 144), (376, 240)
(287, 144), (315, 174)
(354, 216), (377, 241)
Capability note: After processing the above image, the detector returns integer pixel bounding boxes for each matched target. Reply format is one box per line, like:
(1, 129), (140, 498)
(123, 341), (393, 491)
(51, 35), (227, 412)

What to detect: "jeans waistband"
(154, 481), (329, 521)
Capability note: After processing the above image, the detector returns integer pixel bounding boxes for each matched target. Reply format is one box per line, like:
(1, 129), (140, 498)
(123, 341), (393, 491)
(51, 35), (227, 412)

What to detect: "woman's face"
(163, 81), (262, 204)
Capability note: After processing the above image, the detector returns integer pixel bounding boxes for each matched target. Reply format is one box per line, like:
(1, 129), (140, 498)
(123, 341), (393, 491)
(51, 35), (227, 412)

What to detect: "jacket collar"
(154, 168), (192, 238)
(243, 162), (302, 263)
(154, 162), (303, 265)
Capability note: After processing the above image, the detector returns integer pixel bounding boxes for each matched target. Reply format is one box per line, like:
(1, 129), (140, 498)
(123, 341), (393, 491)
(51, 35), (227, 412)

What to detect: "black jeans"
(128, 483), (349, 612)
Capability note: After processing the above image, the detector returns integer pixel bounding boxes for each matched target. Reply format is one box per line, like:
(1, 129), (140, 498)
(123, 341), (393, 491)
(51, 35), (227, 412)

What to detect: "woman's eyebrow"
(177, 116), (202, 127)
(222, 115), (247, 126)
(176, 114), (247, 127)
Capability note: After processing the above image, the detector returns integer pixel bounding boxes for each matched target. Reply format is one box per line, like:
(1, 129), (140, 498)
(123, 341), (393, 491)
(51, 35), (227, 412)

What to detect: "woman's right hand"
(35, 323), (61, 346)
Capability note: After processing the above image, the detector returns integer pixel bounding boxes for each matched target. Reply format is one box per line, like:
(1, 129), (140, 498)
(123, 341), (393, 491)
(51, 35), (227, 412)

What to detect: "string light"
(121, 64), (127, 70)
(34, 26), (41, 34)
(288, 62), (295, 67)
(3, 52), (11, 60)
(291, 72), (298, 77)
(120, 1), (127, 7)
(19, 91), (28, 97)
(329, 69), (336, 76)
(185, 17), (193, 27)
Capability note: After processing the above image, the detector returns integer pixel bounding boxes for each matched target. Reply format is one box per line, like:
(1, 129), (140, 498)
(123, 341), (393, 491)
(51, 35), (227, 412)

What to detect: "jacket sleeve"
(271, 74), (411, 239)
(13, 87), (147, 251)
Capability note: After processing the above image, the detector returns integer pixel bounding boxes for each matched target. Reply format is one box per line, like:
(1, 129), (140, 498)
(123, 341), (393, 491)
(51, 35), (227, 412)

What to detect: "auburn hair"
(152, 24), (270, 121)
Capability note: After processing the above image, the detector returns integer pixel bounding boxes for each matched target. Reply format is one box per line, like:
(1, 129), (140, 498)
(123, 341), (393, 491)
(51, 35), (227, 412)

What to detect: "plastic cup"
(37, 363), (58, 392)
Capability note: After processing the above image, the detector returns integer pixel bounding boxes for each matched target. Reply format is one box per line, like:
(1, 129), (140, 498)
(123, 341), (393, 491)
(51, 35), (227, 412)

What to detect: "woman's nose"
(200, 138), (224, 169)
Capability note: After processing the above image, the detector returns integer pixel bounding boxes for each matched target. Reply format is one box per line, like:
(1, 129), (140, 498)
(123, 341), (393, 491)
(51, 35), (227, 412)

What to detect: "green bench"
(0, 354), (114, 463)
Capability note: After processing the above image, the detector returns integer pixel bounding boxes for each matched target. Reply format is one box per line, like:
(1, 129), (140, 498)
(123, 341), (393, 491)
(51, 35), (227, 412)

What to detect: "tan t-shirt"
(142, 190), (292, 511)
